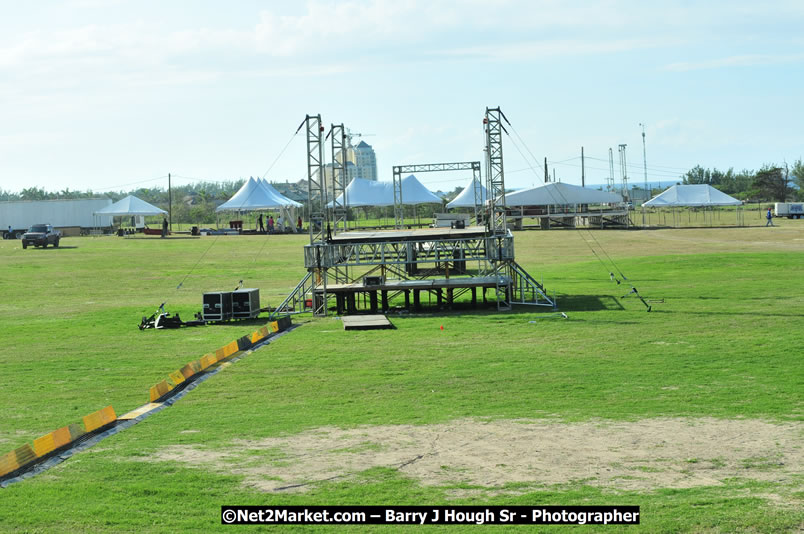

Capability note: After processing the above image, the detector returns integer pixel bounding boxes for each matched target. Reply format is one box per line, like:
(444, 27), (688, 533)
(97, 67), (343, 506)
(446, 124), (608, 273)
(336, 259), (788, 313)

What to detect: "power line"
(91, 175), (168, 192)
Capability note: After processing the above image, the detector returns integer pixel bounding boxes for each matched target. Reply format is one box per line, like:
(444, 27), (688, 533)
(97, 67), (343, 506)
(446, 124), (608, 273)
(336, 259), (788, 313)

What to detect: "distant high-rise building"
(348, 140), (378, 181)
(323, 161), (356, 194)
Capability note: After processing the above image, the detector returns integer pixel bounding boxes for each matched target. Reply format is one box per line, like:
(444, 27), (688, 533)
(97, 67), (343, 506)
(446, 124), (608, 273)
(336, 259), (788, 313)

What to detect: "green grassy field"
(0, 225), (802, 532)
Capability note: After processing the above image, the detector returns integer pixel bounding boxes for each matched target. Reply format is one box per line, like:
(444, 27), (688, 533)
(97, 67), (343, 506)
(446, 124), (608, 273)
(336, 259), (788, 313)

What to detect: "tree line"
(0, 180), (246, 224)
(681, 159), (803, 202)
(2, 160), (801, 225)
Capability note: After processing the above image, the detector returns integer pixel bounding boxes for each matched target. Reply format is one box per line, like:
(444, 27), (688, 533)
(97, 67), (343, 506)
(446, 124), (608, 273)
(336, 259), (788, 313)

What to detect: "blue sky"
(1, 0), (803, 194)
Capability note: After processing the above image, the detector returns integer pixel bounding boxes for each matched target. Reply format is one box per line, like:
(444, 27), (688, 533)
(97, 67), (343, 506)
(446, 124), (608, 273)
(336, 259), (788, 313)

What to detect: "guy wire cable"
(502, 123), (651, 310)
(165, 125), (302, 304)
(504, 134), (619, 280)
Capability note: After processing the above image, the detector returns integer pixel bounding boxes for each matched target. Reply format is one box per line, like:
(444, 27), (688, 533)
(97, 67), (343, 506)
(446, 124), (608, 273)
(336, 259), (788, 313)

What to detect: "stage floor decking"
(329, 226), (488, 244)
(317, 275), (510, 294)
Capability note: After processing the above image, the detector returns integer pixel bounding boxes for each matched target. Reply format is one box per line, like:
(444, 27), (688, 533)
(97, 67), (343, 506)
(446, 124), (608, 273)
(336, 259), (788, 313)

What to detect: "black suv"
(22, 224), (60, 249)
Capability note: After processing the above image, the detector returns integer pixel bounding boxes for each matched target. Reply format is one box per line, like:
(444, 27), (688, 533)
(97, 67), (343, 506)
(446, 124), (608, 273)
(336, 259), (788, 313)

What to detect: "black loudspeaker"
(203, 292), (233, 321)
(232, 288), (261, 319)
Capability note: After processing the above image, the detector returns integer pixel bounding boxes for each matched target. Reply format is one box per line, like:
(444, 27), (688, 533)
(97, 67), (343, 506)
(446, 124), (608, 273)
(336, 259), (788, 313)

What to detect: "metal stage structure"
(271, 108), (556, 318)
(392, 161), (482, 225)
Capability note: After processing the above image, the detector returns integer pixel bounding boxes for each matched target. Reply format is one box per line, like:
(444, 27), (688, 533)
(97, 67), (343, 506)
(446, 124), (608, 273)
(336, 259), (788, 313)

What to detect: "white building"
(323, 161), (356, 193)
(348, 140), (378, 182)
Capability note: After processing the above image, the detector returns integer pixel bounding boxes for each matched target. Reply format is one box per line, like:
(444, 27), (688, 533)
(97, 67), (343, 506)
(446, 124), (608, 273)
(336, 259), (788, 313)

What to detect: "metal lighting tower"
(484, 107), (507, 235)
(608, 148), (615, 191)
(305, 114), (328, 316)
(305, 114), (327, 244)
(329, 123), (348, 236)
(618, 144), (630, 202)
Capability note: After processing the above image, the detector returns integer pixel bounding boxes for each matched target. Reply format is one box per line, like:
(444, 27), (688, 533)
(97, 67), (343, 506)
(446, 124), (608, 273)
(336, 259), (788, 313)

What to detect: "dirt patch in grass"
(151, 418), (802, 497)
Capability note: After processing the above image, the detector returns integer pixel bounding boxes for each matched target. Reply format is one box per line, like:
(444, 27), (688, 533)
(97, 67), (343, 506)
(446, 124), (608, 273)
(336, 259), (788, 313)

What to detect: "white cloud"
(663, 53), (804, 72)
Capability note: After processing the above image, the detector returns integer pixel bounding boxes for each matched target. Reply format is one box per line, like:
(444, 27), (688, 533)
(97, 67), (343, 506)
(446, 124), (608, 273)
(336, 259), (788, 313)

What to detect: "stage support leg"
(414, 290), (421, 311)
(436, 289), (443, 307)
(336, 294), (345, 315)
(381, 291), (389, 312)
(347, 293), (356, 314)
(471, 287), (477, 308)
(404, 290), (410, 310)
(370, 291), (378, 314)
(447, 288), (454, 308)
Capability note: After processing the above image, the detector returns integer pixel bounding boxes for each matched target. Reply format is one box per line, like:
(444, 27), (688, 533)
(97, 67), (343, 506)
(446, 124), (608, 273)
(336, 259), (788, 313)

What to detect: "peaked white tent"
(642, 184), (743, 227)
(328, 178), (392, 207)
(643, 184), (740, 207)
(399, 174), (443, 204)
(216, 177), (302, 211)
(93, 195), (167, 216)
(260, 179), (303, 207)
(504, 182), (623, 206)
(328, 176), (442, 207)
(446, 178), (487, 209)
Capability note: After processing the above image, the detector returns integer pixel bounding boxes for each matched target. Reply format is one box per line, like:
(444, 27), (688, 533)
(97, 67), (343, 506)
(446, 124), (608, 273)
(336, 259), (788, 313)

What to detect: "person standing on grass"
(766, 207), (774, 226)
(297, 216), (302, 232)
(268, 215), (274, 233)
(162, 217), (168, 238)
(257, 213), (265, 233)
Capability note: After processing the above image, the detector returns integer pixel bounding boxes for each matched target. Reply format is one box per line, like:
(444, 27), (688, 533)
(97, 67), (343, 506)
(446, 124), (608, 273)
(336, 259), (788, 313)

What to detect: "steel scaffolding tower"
(608, 148), (615, 191)
(305, 114), (329, 316)
(484, 107), (507, 236)
(306, 115), (327, 244)
(618, 143), (630, 201)
(329, 123), (348, 236)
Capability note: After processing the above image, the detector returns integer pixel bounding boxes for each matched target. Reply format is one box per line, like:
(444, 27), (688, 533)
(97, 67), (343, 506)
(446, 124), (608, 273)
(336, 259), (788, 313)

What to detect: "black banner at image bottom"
(221, 505), (640, 525)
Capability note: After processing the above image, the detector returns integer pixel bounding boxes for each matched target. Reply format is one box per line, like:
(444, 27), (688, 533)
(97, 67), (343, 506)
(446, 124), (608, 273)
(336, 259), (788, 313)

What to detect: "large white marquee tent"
(328, 175), (442, 207)
(216, 177), (302, 211)
(216, 177), (303, 232)
(503, 182), (623, 206)
(643, 184), (741, 207)
(93, 195), (167, 217)
(642, 184), (743, 227)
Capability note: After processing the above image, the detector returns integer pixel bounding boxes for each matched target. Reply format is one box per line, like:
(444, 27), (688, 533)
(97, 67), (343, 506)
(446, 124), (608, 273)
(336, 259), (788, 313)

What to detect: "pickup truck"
(21, 224), (61, 249)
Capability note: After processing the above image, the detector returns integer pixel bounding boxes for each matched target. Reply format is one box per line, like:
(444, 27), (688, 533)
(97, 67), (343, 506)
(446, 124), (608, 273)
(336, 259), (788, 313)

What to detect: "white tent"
(446, 178), (487, 209)
(260, 179), (303, 208)
(504, 182), (623, 206)
(93, 195), (167, 216)
(328, 175), (442, 207)
(216, 177), (302, 212)
(399, 174), (443, 204)
(643, 184), (741, 207)
(641, 184), (743, 227)
(330, 178), (394, 207)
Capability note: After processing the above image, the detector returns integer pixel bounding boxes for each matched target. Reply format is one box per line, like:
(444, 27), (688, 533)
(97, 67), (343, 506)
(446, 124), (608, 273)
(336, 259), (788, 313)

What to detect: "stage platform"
(316, 275), (511, 314)
(329, 225), (488, 244)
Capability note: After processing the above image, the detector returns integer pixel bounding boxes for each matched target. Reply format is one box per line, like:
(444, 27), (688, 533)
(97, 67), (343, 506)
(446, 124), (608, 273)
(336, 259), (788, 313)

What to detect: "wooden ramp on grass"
(341, 315), (394, 330)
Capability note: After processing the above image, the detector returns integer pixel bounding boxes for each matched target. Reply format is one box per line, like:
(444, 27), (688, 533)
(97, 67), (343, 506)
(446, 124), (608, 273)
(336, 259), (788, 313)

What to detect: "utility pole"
(639, 123), (648, 196)
(552, 168), (556, 182)
(544, 157), (549, 183)
(168, 172), (172, 231)
(639, 124), (648, 227)
(581, 146), (585, 188)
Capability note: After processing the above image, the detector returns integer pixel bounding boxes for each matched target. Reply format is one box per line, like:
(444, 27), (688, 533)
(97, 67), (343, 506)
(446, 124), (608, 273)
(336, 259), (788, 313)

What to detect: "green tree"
(791, 158), (804, 200)
(20, 187), (47, 200)
(682, 165), (711, 185)
(752, 165), (793, 202)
